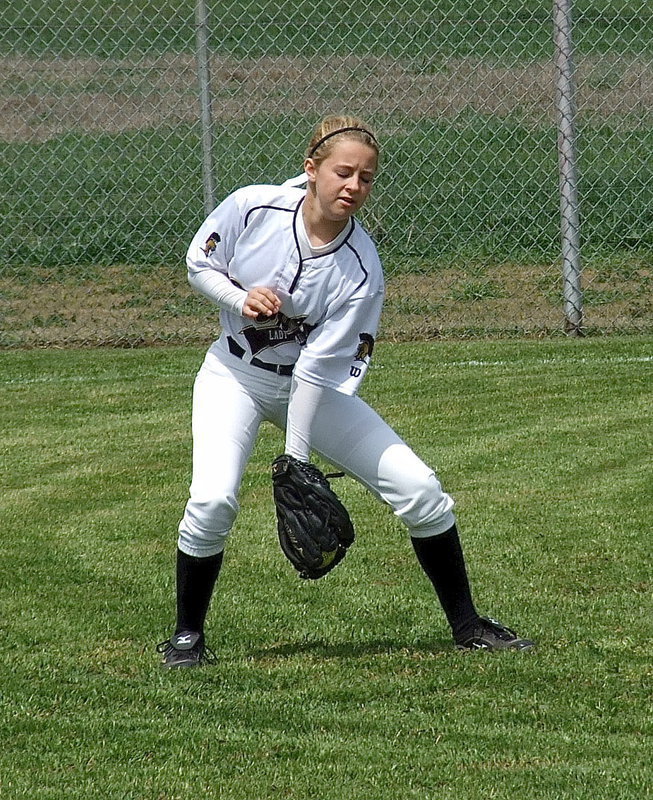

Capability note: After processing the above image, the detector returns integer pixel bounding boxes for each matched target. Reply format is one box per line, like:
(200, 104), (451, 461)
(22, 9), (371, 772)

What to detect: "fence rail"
(1, 1), (651, 347)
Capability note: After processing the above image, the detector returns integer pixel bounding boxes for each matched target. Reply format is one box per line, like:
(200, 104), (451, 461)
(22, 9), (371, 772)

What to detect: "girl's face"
(304, 139), (378, 223)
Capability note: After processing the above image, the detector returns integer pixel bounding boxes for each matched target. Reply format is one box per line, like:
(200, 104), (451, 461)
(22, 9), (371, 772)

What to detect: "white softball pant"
(178, 347), (455, 557)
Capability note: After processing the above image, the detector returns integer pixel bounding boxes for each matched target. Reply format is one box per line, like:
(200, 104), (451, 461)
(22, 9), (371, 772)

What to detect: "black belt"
(227, 336), (294, 377)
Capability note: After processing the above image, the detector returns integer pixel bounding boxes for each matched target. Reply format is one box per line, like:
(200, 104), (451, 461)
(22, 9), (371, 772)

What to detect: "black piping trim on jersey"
(240, 197), (365, 295)
(288, 198), (357, 295)
(344, 239), (370, 293)
(243, 203), (296, 229)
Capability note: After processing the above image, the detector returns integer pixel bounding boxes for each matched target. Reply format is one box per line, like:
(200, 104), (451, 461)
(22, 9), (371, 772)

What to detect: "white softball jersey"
(186, 183), (385, 396)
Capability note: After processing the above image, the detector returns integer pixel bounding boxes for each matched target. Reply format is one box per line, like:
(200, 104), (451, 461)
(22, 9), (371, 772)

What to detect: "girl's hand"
(242, 287), (282, 320)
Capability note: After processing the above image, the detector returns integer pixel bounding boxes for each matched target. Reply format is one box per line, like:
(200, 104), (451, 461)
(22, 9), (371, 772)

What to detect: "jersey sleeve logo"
(350, 333), (375, 378)
(202, 232), (221, 256)
(354, 333), (375, 362)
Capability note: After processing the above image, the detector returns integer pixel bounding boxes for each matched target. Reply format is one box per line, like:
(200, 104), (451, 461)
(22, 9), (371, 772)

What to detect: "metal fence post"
(196, 0), (216, 215)
(553, 0), (583, 335)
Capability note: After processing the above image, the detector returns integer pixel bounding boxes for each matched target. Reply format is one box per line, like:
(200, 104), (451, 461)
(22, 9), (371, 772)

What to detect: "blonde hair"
(306, 115), (379, 166)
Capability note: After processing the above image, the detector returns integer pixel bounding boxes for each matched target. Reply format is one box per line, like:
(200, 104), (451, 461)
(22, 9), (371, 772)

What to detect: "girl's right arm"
(185, 190), (248, 314)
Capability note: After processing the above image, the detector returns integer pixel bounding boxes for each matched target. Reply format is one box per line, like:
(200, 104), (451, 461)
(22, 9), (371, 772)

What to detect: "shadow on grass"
(248, 636), (451, 662)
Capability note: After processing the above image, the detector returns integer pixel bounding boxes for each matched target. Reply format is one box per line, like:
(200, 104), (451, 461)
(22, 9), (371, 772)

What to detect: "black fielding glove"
(271, 454), (355, 580)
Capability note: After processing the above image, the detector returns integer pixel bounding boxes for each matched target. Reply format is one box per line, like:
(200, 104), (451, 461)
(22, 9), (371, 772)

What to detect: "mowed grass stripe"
(0, 337), (650, 800)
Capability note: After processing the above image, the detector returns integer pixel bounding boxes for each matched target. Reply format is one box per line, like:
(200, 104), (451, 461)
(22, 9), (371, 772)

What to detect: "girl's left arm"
(285, 290), (384, 459)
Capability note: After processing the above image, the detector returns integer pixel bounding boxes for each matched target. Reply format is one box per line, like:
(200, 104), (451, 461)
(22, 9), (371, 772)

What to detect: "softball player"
(157, 115), (534, 668)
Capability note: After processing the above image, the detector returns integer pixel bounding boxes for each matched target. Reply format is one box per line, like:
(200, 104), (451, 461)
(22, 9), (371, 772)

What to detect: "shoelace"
(155, 638), (218, 664)
(196, 642), (219, 664)
(482, 618), (517, 639)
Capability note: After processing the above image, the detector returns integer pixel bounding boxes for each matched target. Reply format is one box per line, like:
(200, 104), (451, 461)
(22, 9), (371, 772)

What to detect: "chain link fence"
(1, 1), (651, 347)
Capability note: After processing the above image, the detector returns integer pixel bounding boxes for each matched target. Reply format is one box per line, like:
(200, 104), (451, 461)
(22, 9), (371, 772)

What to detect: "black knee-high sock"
(411, 524), (480, 639)
(175, 548), (224, 635)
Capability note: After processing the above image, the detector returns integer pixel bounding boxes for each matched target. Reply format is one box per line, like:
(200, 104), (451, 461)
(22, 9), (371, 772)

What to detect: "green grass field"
(1, 336), (651, 798)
